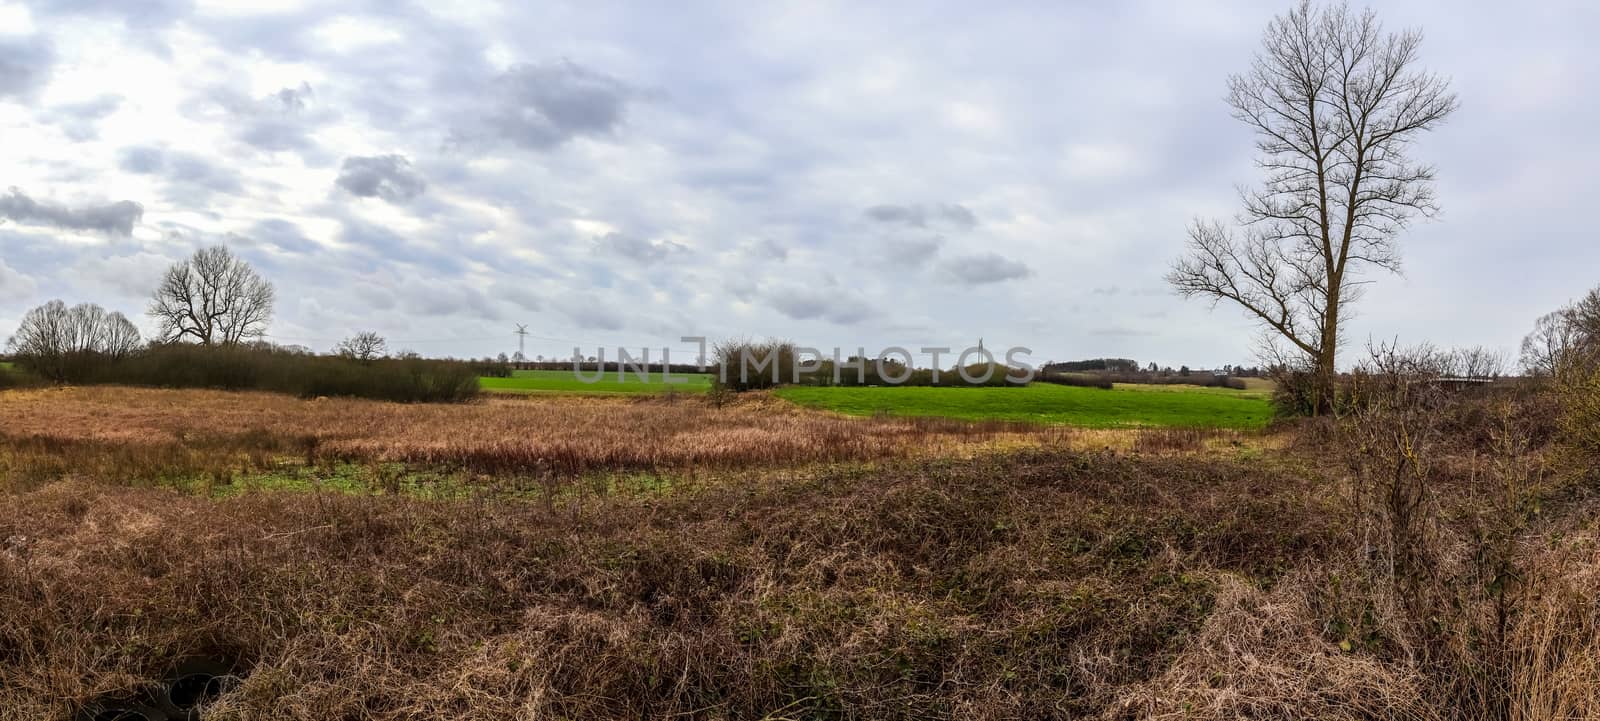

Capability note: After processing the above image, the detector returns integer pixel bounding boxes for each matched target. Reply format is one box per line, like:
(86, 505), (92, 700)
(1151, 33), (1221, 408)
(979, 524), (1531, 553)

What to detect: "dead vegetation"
(2, 380), (1599, 719)
(0, 448), (1338, 720)
(0, 387), (1061, 492)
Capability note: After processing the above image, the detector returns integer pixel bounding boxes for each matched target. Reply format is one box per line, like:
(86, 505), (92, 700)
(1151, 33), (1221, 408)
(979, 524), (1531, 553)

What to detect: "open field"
(480, 368), (714, 395)
(0, 387), (1056, 491)
(4, 384), (1599, 720)
(0, 424), (1350, 719)
(775, 382), (1275, 429)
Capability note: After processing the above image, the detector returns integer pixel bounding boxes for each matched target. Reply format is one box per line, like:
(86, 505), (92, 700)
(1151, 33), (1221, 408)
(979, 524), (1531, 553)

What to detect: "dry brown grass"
(0, 387), (1274, 493)
(6, 385), (1595, 719)
(1110, 571), (1443, 721)
(0, 387), (1040, 488)
(0, 446), (1341, 720)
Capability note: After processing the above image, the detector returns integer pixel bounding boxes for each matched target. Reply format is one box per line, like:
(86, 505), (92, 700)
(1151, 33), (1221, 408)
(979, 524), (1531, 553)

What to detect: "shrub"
(1031, 372), (1114, 389)
(712, 340), (1032, 391)
(1099, 372), (1247, 390)
(0, 363), (41, 390)
(91, 344), (480, 403)
(1556, 361), (1600, 479)
(470, 360), (513, 378)
(711, 339), (799, 392)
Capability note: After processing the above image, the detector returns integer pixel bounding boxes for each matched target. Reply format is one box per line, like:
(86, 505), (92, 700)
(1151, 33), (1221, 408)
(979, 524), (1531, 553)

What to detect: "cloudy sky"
(1, 0), (1595, 367)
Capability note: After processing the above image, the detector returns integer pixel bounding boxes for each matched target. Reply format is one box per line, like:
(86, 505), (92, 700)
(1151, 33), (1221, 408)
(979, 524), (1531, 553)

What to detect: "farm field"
(480, 368), (713, 394)
(774, 381), (1275, 429)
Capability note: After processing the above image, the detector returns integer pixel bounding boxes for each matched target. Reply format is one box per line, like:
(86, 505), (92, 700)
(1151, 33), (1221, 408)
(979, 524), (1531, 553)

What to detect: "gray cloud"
(0, 189), (143, 235)
(864, 203), (979, 230)
(1091, 326), (1157, 338)
(0, 35), (54, 99)
(768, 285), (872, 325)
(744, 238), (788, 262)
(940, 253), (1031, 285)
(335, 155), (427, 203)
(198, 82), (327, 155)
(459, 61), (633, 151)
(491, 281), (541, 312)
(595, 232), (684, 264)
(557, 296), (625, 331)
(27, 0), (193, 28)
(7, 2), (1600, 365)
(246, 219), (319, 254)
(879, 235), (943, 267)
(339, 218), (463, 273)
(48, 94), (121, 141)
(74, 251), (175, 299)
(117, 146), (242, 198)
(936, 204), (978, 230)
(119, 146), (164, 173)
(399, 282), (499, 319)
(0, 258), (37, 304)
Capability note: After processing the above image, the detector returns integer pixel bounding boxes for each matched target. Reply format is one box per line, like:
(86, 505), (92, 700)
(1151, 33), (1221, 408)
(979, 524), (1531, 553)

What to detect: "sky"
(1, 0), (1596, 369)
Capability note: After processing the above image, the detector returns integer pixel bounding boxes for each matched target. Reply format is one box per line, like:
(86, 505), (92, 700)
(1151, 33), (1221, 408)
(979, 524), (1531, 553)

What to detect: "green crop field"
(773, 382), (1273, 429)
(480, 369), (713, 395)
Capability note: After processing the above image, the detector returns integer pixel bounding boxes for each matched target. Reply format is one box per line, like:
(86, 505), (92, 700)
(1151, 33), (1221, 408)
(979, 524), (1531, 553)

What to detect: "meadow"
(480, 368), (1273, 430)
(3, 381), (1596, 720)
(774, 381), (1275, 429)
(480, 368), (713, 394)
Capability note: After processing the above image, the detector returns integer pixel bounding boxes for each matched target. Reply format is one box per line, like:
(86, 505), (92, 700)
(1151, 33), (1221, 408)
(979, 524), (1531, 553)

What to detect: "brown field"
(0, 387), (1028, 490)
(2, 385), (1598, 720)
(0, 387), (1263, 495)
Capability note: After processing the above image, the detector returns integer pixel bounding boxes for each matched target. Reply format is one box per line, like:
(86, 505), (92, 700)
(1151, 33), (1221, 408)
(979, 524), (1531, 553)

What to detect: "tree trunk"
(1315, 295), (1339, 415)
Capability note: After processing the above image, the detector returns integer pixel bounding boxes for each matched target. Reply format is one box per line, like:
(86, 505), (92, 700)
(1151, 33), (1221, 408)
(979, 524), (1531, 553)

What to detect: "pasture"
(774, 381), (1274, 429)
(480, 368), (713, 394)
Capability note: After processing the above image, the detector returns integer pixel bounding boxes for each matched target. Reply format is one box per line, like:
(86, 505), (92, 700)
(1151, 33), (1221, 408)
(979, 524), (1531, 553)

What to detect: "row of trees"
(6, 246), (277, 382)
(7, 245), (411, 380)
(3, 246), (484, 401)
(8, 301), (141, 382)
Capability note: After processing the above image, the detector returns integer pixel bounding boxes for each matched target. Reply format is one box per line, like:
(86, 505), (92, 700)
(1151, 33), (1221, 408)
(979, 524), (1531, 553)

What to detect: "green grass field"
(480, 369), (713, 395)
(773, 382), (1273, 429)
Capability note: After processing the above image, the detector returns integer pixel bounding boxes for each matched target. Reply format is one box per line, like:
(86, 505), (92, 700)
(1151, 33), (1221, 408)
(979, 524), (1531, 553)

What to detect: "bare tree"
(1450, 345), (1505, 379)
(148, 246), (275, 345)
(1167, 1), (1458, 411)
(336, 331), (388, 364)
(1570, 287), (1600, 349)
(1520, 309), (1580, 377)
(6, 300), (141, 381)
(1521, 286), (1600, 377)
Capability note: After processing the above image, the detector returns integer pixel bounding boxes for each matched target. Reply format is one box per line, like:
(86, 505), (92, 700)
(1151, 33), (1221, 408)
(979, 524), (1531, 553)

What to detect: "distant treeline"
(1042, 358), (1264, 378)
(1042, 358), (1142, 373)
(8, 343), (484, 403)
(513, 360), (709, 375)
(711, 341), (1030, 392)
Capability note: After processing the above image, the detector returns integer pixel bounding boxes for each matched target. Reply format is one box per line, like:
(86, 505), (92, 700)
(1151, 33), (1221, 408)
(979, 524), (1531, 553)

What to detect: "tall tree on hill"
(148, 246), (275, 345)
(1167, 1), (1457, 412)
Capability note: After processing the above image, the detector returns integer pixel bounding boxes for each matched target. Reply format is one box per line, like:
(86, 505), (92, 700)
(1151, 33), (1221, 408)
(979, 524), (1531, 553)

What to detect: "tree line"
(3, 246), (483, 402)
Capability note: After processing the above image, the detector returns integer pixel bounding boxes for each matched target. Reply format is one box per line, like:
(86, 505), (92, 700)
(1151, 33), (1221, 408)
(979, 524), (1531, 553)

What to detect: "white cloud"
(0, 1), (1596, 368)
(0, 258), (37, 304)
